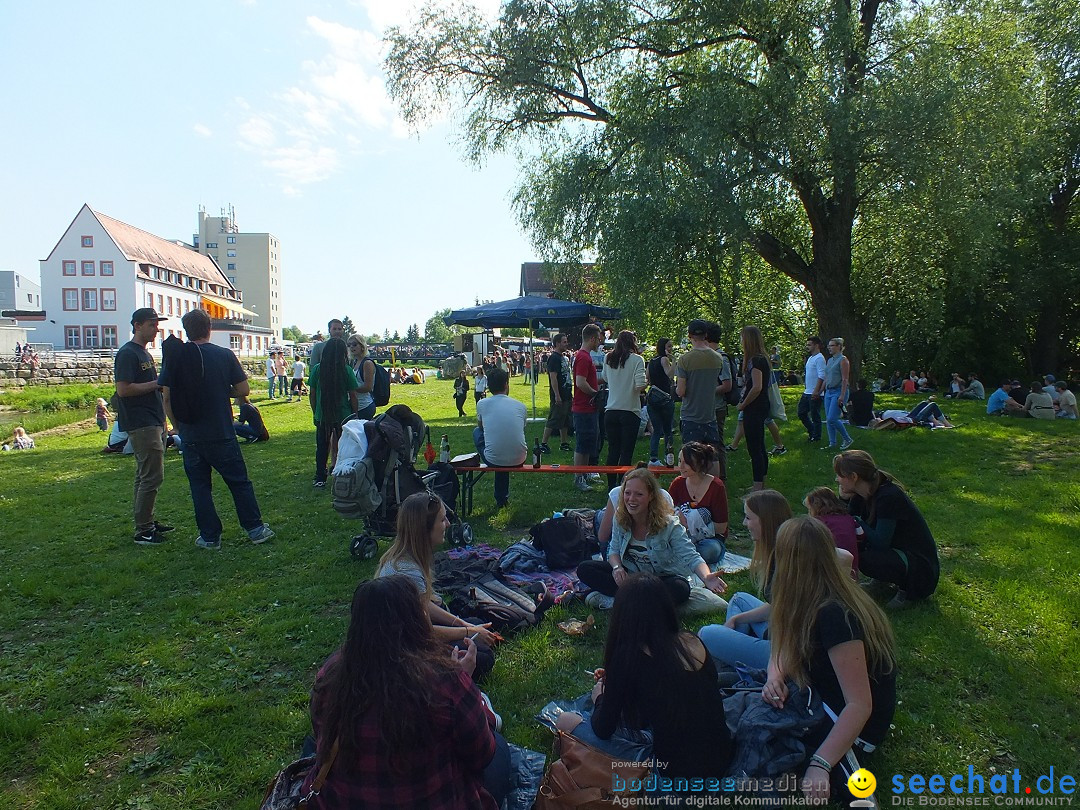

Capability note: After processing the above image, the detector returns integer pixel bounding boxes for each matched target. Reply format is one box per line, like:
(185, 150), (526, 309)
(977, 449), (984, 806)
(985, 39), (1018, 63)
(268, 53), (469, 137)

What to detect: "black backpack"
(448, 575), (553, 634)
(720, 352), (742, 406)
(529, 514), (599, 569)
(370, 360), (391, 407)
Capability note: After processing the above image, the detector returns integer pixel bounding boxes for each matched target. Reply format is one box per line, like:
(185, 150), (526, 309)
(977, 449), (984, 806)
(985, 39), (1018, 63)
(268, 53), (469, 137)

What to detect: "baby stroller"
(332, 404), (471, 560)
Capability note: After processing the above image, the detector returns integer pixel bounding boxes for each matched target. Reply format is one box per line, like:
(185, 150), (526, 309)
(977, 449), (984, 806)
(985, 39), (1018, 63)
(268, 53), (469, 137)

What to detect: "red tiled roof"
(520, 262), (554, 296)
(91, 208), (233, 289)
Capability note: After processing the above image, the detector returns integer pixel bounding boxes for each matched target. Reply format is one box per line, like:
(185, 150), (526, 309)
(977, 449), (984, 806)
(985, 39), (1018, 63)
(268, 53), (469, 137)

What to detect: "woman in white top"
(601, 331), (647, 489)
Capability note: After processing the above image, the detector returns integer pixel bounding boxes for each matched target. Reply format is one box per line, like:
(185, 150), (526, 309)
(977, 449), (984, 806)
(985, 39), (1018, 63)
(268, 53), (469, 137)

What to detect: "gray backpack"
(331, 458), (382, 518)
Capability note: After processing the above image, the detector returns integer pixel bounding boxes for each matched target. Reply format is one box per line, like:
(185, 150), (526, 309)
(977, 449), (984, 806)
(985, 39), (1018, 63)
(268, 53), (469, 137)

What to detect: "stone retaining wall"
(0, 359), (267, 387)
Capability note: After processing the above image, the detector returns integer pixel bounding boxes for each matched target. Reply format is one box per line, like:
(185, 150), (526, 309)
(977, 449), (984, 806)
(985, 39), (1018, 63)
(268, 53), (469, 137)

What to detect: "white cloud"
(193, 123), (213, 138)
(238, 116), (277, 149)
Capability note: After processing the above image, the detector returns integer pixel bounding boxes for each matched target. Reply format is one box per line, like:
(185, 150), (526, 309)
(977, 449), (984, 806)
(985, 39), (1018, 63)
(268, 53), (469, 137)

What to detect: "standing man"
(265, 353), (277, 399)
(160, 308), (274, 549)
(798, 336), (827, 443)
(309, 319), (345, 367)
(572, 324), (604, 492)
(472, 368), (527, 508)
(115, 308), (172, 546)
(539, 333), (572, 454)
(275, 351), (288, 398)
(676, 319), (726, 478)
(291, 354), (307, 401)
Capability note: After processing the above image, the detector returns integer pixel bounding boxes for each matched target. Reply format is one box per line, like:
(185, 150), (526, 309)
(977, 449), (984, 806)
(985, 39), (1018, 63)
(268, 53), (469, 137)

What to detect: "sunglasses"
(347, 342), (360, 348)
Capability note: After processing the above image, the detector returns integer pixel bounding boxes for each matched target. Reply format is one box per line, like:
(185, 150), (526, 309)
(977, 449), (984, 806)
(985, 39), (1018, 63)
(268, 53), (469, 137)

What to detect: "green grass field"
(1, 377), (1078, 808)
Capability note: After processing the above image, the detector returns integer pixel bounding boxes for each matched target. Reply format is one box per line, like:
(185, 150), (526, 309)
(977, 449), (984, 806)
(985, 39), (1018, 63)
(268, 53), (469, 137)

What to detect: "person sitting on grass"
(1021, 380), (1056, 420)
(376, 492), (499, 680)
(301, 575), (510, 809)
(803, 486), (858, 578)
(232, 395), (269, 443)
(576, 468), (727, 611)
(557, 573), (734, 783)
(668, 441), (728, 567)
(764, 515), (896, 804)
(1055, 381), (1077, 419)
(697, 489), (791, 671)
(986, 380), (1021, 415)
(959, 373), (985, 400)
(834, 449), (940, 609)
(4, 426), (35, 451)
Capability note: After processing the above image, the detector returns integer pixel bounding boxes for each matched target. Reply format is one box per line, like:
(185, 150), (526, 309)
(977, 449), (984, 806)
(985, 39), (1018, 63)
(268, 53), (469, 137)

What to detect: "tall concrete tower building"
(194, 205), (282, 342)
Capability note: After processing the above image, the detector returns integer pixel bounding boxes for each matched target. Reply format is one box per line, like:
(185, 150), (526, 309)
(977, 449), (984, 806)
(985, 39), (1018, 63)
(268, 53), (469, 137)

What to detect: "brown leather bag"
(534, 730), (649, 809)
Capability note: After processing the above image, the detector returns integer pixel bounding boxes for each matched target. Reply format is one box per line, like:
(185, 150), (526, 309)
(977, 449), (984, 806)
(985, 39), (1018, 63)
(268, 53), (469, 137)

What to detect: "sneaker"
(133, 529), (167, 546)
(822, 444), (837, 451)
(586, 473), (602, 482)
(840, 438), (854, 451)
(195, 536), (221, 550)
(538, 443), (552, 454)
(665, 453), (675, 467)
(248, 524), (275, 544)
(574, 475), (591, 492)
(860, 579), (897, 600)
(560, 442), (573, 452)
(479, 691), (503, 732)
(584, 591), (616, 610)
(770, 445), (788, 456)
(724, 444), (737, 453)
(313, 480), (326, 488)
(886, 590), (915, 610)
(153, 520), (175, 533)
(648, 459), (663, 468)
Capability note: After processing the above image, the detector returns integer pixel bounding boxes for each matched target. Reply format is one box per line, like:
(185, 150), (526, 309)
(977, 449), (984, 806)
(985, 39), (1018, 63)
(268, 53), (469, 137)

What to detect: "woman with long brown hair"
(301, 575), (506, 808)
(602, 330), (647, 488)
(737, 325), (773, 490)
(577, 467), (727, 610)
(764, 515), (896, 802)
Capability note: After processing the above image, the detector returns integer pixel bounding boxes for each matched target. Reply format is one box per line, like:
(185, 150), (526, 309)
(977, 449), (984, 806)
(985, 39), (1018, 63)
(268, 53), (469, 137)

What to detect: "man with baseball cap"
(114, 308), (173, 545)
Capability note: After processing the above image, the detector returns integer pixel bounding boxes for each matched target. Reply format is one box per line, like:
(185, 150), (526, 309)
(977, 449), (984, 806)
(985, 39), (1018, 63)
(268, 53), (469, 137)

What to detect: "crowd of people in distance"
(986, 375), (1077, 419)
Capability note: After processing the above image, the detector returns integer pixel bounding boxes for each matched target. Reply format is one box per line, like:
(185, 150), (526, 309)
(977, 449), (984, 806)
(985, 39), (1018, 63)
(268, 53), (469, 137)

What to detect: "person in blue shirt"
(986, 380), (1019, 415)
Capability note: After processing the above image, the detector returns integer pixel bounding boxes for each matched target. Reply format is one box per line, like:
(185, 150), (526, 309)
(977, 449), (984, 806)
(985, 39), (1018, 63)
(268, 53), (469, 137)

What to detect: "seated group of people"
(987, 376), (1077, 419)
(392, 366), (426, 384)
(296, 447), (932, 806)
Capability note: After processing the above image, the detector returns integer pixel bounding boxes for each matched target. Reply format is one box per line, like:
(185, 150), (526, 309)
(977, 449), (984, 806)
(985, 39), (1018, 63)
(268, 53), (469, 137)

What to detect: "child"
(6, 426), (35, 451)
(803, 486), (859, 578)
(95, 397), (111, 431)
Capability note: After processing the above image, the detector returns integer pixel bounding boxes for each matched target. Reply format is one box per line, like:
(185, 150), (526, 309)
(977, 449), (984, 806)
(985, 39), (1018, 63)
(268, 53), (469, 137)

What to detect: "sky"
(0, 0), (538, 338)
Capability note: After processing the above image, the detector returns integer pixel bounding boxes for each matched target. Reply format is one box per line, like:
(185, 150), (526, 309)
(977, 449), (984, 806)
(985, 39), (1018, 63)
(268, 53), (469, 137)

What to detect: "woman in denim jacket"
(577, 467), (727, 609)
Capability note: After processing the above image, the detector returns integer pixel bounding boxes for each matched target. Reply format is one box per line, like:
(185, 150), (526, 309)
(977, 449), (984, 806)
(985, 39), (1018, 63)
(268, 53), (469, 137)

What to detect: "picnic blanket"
(447, 542), (583, 600)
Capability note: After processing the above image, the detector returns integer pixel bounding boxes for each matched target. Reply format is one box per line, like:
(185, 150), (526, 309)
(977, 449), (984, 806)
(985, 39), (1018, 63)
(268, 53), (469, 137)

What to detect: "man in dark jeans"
(114, 308), (173, 546)
(798, 336), (827, 442)
(160, 308), (274, 549)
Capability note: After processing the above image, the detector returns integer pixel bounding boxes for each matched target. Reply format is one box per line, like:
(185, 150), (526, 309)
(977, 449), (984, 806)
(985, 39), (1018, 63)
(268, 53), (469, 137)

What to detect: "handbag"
(535, 730), (649, 809)
(768, 383), (788, 422)
(260, 740), (338, 810)
(646, 386), (672, 407)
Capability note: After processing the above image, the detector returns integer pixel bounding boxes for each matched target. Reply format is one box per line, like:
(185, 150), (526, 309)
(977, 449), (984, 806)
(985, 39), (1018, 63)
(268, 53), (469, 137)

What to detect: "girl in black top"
(589, 573), (733, 780)
(834, 449), (940, 608)
(645, 338), (675, 466)
(765, 516), (897, 803)
(737, 325), (773, 490)
(453, 369), (470, 417)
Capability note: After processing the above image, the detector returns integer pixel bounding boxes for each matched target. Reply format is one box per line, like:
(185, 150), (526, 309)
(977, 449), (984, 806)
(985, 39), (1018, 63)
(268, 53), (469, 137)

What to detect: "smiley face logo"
(847, 768), (877, 798)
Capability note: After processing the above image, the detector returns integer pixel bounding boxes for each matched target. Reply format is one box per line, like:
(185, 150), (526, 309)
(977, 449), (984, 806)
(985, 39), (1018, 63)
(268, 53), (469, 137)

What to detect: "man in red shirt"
(572, 323), (603, 491)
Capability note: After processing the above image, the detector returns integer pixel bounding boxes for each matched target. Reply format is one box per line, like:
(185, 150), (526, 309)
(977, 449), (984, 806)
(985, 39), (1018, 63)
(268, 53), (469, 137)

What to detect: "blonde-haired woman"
(824, 338), (852, 450)
(377, 492), (498, 677)
(737, 325), (773, 490)
(576, 468), (727, 610)
(346, 334), (377, 419)
(765, 515), (896, 802)
(698, 489), (791, 669)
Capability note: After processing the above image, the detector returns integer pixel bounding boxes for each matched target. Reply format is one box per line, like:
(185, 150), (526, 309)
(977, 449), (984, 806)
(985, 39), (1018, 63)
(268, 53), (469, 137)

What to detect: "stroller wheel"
(350, 535), (379, 560)
(460, 523), (473, 545)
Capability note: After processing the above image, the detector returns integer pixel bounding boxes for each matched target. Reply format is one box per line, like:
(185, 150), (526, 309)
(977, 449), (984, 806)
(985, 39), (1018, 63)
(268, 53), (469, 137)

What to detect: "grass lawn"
(1, 377), (1078, 808)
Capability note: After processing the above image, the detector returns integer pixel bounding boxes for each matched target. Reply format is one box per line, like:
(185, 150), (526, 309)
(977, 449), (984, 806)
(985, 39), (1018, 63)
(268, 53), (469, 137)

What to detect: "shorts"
(573, 411), (599, 456)
(547, 395), (572, 431)
(680, 419), (720, 445)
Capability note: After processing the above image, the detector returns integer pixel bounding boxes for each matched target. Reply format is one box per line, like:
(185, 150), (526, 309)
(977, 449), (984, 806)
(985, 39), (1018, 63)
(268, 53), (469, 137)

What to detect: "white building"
(194, 206), (282, 343)
(36, 205), (273, 355)
(0, 270), (42, 314)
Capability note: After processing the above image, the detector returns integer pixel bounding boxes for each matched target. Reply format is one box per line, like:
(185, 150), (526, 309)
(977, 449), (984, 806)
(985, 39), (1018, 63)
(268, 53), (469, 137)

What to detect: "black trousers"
(604, 409), (641, 489)
(577, 559), (691, 605)
(859, 545), (939, 599)
(742, 408), (770, 484)
(798, 393), (822, 440)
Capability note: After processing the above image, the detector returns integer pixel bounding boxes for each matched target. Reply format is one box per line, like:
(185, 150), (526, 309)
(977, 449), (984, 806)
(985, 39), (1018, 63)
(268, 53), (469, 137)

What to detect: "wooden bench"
(453, 463), (677, 517)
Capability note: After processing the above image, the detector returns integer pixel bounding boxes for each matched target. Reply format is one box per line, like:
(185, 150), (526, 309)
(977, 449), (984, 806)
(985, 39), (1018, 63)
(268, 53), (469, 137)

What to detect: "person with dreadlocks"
(308, 336), (359, 488)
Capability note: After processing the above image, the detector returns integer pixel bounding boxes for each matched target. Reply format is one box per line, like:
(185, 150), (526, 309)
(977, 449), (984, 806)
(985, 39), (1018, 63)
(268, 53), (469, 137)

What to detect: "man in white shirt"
(291, 357), (306, 401)
(798, 336), (827, 442)
(472, 368), (527, 508)
(265, 355), (277, 400)
(1055, 382), (1077, 419)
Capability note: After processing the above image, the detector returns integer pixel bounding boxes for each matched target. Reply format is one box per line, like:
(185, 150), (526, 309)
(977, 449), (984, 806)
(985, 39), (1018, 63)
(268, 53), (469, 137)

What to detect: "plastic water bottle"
(552, 511), (563, 519)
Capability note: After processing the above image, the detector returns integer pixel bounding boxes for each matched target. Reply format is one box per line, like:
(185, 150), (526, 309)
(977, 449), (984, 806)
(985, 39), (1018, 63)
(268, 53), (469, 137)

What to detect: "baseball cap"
(1044, 374), (1056, 383)
(131, 308), (167, 325)
(688, 318), (710, 336)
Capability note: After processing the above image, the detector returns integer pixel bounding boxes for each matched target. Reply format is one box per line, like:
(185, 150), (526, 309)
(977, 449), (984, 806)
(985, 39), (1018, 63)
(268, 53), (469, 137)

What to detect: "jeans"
(483, 732), (513, 807)
(646, 396), (675, 460)
(233, 422), (259, 441)
(908, 401), (945, 425)
(128, 424), (165, 533)
(695, 537), (725, 566)
(181, 438), (263, 542)
(604, 409), (641, 489)
(573, 411), (599, 457)
(267, 375), (276, 398)
(824, 388), (852, 445)
(277, 375), (288, 397)
(742, 408), (769, 484)
(473, 426), (512, 506)
(797, 393), (823, 440)
(356, 402), (376, 421)
(698, 592), (771, 670)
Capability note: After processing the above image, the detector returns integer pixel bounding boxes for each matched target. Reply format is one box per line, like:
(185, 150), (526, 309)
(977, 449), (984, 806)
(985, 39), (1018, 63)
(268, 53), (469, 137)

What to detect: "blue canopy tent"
(445, 295), (622, 419)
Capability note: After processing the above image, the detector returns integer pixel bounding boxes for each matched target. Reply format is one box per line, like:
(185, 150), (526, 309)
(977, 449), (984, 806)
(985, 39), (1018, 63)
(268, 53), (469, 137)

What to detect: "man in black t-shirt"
(159, 309), (274, 550)
(539, 333), (573, 453)
(114, 308), (172, 546)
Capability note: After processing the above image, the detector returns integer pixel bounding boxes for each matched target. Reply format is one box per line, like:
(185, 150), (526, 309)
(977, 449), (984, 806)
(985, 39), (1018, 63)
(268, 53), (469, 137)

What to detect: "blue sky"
(0, 0), (537, 337)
